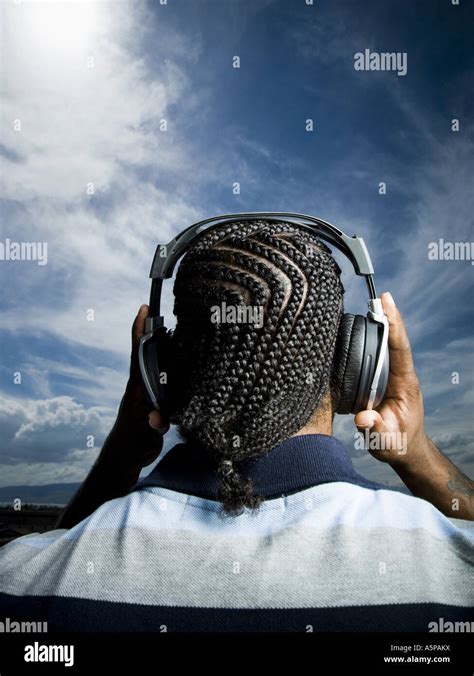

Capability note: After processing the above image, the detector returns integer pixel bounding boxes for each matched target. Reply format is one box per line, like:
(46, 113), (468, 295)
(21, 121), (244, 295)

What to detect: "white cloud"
(0, 1), (192, 202)
(0, 394), (112, 465)
(0, 390), (182, 486)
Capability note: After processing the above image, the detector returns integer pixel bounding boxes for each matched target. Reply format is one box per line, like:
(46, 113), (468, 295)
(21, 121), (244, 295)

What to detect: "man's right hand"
(354, 292), (473, 520)
(354, 291), (426, 464)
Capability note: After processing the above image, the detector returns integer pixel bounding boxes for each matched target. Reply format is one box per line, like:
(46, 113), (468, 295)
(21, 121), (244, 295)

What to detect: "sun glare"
(21, 1), (101, 54)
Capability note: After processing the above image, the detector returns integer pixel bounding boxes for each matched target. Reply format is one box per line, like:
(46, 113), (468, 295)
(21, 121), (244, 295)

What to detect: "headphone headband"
(150, 211), (375, 283)
(140, 212), (389, 413)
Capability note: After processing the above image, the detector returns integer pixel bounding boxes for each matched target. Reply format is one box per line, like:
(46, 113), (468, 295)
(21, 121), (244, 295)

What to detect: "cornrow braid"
(166, 219), (345, 515)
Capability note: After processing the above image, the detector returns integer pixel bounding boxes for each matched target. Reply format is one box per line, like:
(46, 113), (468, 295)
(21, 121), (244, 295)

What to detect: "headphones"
(139, 212), (389, 417)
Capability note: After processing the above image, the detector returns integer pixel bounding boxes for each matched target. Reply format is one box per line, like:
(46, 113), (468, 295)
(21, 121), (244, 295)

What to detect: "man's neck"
(292, 420), (333, 437)
(290, 394), (333, 438)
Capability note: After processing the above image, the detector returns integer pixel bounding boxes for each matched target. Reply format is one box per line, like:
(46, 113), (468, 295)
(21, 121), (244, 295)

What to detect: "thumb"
(148, 410), (170, 434)
(354, 410), (407, 458)
(354, 410), (391, 436)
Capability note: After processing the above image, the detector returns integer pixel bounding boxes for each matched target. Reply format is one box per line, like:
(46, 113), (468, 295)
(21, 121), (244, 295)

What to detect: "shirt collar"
(134, 434), (385, 500)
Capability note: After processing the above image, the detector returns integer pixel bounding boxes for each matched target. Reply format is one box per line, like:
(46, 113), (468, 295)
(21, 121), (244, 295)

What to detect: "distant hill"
(0, 483), (80, 506)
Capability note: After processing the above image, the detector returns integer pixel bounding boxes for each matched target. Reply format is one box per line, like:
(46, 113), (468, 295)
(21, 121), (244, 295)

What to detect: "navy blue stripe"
(1, 594), (472, 632)
(136, 433), (389, 501)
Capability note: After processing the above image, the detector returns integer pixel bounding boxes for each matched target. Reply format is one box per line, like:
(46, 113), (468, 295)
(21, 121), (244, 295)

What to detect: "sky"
(0, 0), (473, 491)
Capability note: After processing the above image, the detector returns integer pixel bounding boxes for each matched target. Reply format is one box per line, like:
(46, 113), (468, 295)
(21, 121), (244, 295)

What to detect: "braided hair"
(166, 219), (345, 515)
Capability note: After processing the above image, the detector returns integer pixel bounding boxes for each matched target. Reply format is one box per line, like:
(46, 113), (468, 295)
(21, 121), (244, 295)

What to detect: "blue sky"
(0, 0), (473, 489)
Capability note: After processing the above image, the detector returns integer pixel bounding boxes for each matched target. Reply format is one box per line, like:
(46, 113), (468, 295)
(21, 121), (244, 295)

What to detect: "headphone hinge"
(145, 316), (164, 334)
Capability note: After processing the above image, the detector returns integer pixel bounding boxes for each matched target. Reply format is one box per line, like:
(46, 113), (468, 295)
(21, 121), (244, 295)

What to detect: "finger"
(381, 292), (416, 378)
(355, 410), (390, 434)
(354, 409), (406, 456)
(132, 304), (149, 351)
(148, 410), (170, 434)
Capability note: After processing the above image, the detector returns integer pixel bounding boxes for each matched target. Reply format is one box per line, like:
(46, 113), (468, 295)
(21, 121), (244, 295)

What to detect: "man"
(0, 220), (472, 631)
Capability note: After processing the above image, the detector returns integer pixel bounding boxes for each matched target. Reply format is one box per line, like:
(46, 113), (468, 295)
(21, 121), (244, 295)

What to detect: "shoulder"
(319, 480), (474, 528)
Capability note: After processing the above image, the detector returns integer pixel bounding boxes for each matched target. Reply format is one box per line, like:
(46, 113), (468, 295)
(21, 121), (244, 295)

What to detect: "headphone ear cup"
(352, 317), (388, 414)
(334, 314), (367, 415)
(140, 326), (171, 416)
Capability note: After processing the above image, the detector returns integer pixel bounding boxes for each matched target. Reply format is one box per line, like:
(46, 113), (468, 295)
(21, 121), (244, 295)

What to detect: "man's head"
(165, 219), (345, 514)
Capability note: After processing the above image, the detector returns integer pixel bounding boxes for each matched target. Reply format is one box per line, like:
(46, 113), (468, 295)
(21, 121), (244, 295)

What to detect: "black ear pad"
(334, 314), (367, 414)
(334, 313), (388, 414)
(352, 318), (380, 414)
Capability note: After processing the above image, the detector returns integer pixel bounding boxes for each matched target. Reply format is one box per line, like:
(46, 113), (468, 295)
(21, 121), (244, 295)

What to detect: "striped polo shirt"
(0, 434), (472, 632)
